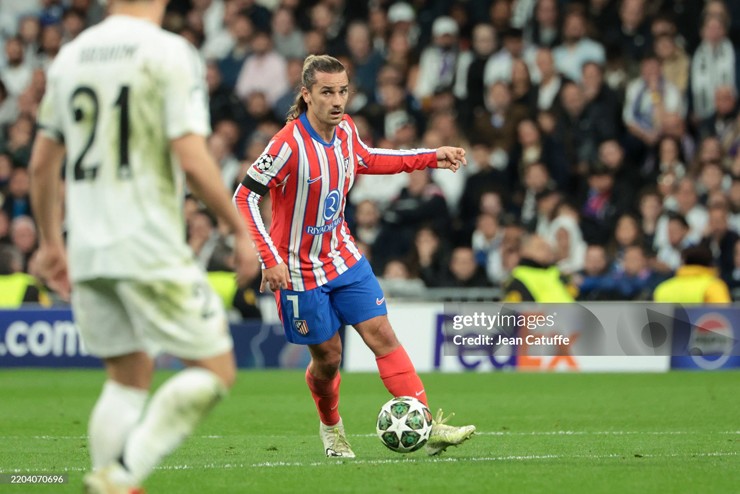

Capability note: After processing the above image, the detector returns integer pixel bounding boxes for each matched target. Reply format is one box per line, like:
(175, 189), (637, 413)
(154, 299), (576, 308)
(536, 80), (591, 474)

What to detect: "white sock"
(116, 368), (226, 485)
(88, 380), (148, 470)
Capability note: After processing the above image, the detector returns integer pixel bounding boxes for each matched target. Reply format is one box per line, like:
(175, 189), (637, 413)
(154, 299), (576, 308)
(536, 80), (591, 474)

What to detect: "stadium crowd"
(1, 0), (740, 309)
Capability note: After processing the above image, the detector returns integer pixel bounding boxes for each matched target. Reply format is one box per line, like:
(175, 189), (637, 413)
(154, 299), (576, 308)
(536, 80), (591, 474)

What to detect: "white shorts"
(72, 274), (233, 361)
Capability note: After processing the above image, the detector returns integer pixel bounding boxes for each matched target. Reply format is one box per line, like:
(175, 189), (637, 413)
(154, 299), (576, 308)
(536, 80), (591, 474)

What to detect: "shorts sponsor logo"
(295, 319), (309, 335)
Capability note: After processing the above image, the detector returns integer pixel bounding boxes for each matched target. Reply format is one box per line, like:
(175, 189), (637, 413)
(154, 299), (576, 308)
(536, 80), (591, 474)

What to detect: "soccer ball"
(376, 396), (433, 453)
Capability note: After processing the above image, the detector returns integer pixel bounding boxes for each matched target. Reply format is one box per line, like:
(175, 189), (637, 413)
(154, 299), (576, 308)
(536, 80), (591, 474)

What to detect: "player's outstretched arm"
(435, 146), (466, 172)
(28, 134), (71, 300)
(171, 133), (259, 285)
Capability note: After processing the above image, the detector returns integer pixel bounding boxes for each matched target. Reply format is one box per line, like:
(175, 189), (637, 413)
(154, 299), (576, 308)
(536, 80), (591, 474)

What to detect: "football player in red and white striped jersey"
(234, 55), (475, 457)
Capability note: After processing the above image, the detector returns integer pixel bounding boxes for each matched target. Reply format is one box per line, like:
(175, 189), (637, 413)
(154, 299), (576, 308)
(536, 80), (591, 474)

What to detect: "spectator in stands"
(516, 162), (553, 232)
(440, 246), (492, 288)
(0, 210), (9, 245)
(352, 199), (382, 253)
(2, 37), (32, 97)
(345, 21), (384, 99)
(471, 212), (504, 283)
(37, 23), (62, 70)
(654, 32), (689, 95)
(471, 81), (528, 157)
(553, 8), (605, 82)
(623, 53), (685, 161)
(510, 59), (537, 114)
(581, 61), (622, 141)
(207, 132), (240, 189)
(206, 61), (247, 128)
(484, 27), (538, 86)
(407, 226), (449, 288)
(213, 13), (252, 88)
(610, 244), (663, 300)
(414, 16), (462, 109)
(655, 177), (709, 247)
(691, 10), (738, 122)
(271, 6), (304, 60)
(608, 213), (644, 272)
(187, 209), (232, 272)
(503, 234), (574, 302)
(378, 170), (450, 262)
(0, 244), (48, 307)
(555, 81), (613, 176)
(61, 8), (86, 42)
(653, 245), (731, 303)
(528, 0), (561, 48)
(455, 23), (497, 130)
(2, 167), (31, 220)
(0, 80), (19, 130)
(654, 211), (694, 273)
(235, 29), (287, 107)
(701, 202), (739, 286)
(579, 162), (629, 245)
(532, 47), (562, 113)
(508, 118), (568, 191)
(574, 243), (614, 300)
(9, 215), (36, 271)
(638, 188), (663, 249)
(700, 85), (738, 145)
(697, 159), (729, 205)
(548, 200), (586, 276)
(603, 0), (652, 72)
(727, 238), (740, 294)
(17, 16), (41, 67)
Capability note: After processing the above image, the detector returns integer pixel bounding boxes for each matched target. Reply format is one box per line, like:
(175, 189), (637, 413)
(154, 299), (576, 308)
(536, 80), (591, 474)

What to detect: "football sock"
(376, 346), (427, 406)
(305, 367), (341, 426)
(116, 368), (226, 485)
(88, 380), (148, 470)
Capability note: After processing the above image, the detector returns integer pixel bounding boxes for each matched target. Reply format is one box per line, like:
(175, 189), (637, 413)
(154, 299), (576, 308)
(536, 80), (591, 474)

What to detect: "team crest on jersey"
(253, 154), (274, 173)
(294, 319), (309, 335)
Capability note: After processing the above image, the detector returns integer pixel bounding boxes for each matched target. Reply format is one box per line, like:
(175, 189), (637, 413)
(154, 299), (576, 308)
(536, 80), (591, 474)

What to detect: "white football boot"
(83, 464), (144, 494)
(425, 409), (476, 456)
(320, 418), (356, 458)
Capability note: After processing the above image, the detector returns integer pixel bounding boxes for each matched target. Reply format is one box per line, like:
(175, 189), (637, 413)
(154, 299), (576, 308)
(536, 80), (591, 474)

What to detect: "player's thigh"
(277, 286), (341, 344)
(115, 275), (233, 361)
(330, 261), (387, 326)
(72, 279), (143, 358)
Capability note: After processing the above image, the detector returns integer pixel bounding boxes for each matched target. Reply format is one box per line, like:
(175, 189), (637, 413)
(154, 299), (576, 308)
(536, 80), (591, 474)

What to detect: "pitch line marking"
(5, 431), (738, 440)
(0, 451), (737, 474)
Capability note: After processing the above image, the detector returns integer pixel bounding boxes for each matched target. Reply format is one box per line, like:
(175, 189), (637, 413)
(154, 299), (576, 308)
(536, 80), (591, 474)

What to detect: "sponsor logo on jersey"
(305, 216), (342, 235)
(322, 190), (341, 221)
(295, 319), (309, 335)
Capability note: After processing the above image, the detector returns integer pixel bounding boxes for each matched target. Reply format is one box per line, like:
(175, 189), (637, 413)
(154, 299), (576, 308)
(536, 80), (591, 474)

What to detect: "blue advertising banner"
(670, 307), (740, 370)
(0, 309), (309, 369)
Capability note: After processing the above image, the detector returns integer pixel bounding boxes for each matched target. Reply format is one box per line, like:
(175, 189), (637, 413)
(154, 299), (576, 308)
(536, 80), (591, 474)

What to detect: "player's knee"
(317, 351), (342, 374)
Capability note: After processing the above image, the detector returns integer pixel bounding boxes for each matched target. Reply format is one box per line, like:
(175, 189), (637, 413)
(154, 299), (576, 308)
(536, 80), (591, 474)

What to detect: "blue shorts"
(276, 257), (387, 345)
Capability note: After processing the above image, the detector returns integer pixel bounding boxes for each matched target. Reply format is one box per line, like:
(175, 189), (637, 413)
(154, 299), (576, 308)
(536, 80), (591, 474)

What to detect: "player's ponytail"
(286, 54), (346, 122)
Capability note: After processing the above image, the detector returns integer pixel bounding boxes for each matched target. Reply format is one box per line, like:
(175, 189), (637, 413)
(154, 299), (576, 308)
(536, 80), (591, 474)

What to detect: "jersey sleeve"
(162, 39), (210, 140)
(348, 117), (437, 175)
(240, 139), (294, 195)
(233, 138), (294, 269)
(36, 61), (64, 143)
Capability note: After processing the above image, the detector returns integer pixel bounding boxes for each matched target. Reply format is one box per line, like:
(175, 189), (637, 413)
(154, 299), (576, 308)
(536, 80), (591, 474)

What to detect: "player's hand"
(435, 146), (466, 172)
(35, 242), (71, 301)
(233, 233), (261, 288)
(260, 263), (290, 293)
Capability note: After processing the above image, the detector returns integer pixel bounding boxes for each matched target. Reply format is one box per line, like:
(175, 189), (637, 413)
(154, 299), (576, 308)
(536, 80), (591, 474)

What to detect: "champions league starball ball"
(376, 396), (433, 453)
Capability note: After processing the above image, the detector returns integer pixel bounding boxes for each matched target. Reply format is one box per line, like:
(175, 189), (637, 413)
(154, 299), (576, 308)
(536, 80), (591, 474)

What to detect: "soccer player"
(234, 55), (476, 457)
(28, 0), (257, 492)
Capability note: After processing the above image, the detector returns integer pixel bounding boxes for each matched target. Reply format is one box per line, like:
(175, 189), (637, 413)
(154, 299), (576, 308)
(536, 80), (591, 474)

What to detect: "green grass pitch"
(0, 370), (738, 493)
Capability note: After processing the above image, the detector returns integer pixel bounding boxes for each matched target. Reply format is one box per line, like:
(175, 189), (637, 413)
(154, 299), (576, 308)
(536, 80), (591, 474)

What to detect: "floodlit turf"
(0, 370), (738, 494)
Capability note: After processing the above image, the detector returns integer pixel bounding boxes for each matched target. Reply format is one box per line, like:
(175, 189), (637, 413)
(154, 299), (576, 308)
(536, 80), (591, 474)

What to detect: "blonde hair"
(286, 55), (346, 122)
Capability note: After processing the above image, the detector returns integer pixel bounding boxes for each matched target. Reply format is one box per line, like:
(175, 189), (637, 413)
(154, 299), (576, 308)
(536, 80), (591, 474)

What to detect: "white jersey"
(37, 15), (209, 282)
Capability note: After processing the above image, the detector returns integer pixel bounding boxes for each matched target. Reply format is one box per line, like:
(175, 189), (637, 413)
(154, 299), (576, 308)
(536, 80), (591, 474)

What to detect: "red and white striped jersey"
(234, 113), (437, 291)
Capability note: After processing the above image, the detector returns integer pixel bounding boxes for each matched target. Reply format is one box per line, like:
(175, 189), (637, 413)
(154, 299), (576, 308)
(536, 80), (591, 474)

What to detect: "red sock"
(305, 367), (341, 426)
(376, 346), (427, 406)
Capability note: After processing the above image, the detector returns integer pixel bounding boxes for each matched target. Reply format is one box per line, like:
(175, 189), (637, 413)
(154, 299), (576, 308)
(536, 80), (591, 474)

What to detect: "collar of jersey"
(299, 112), (336, 147)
